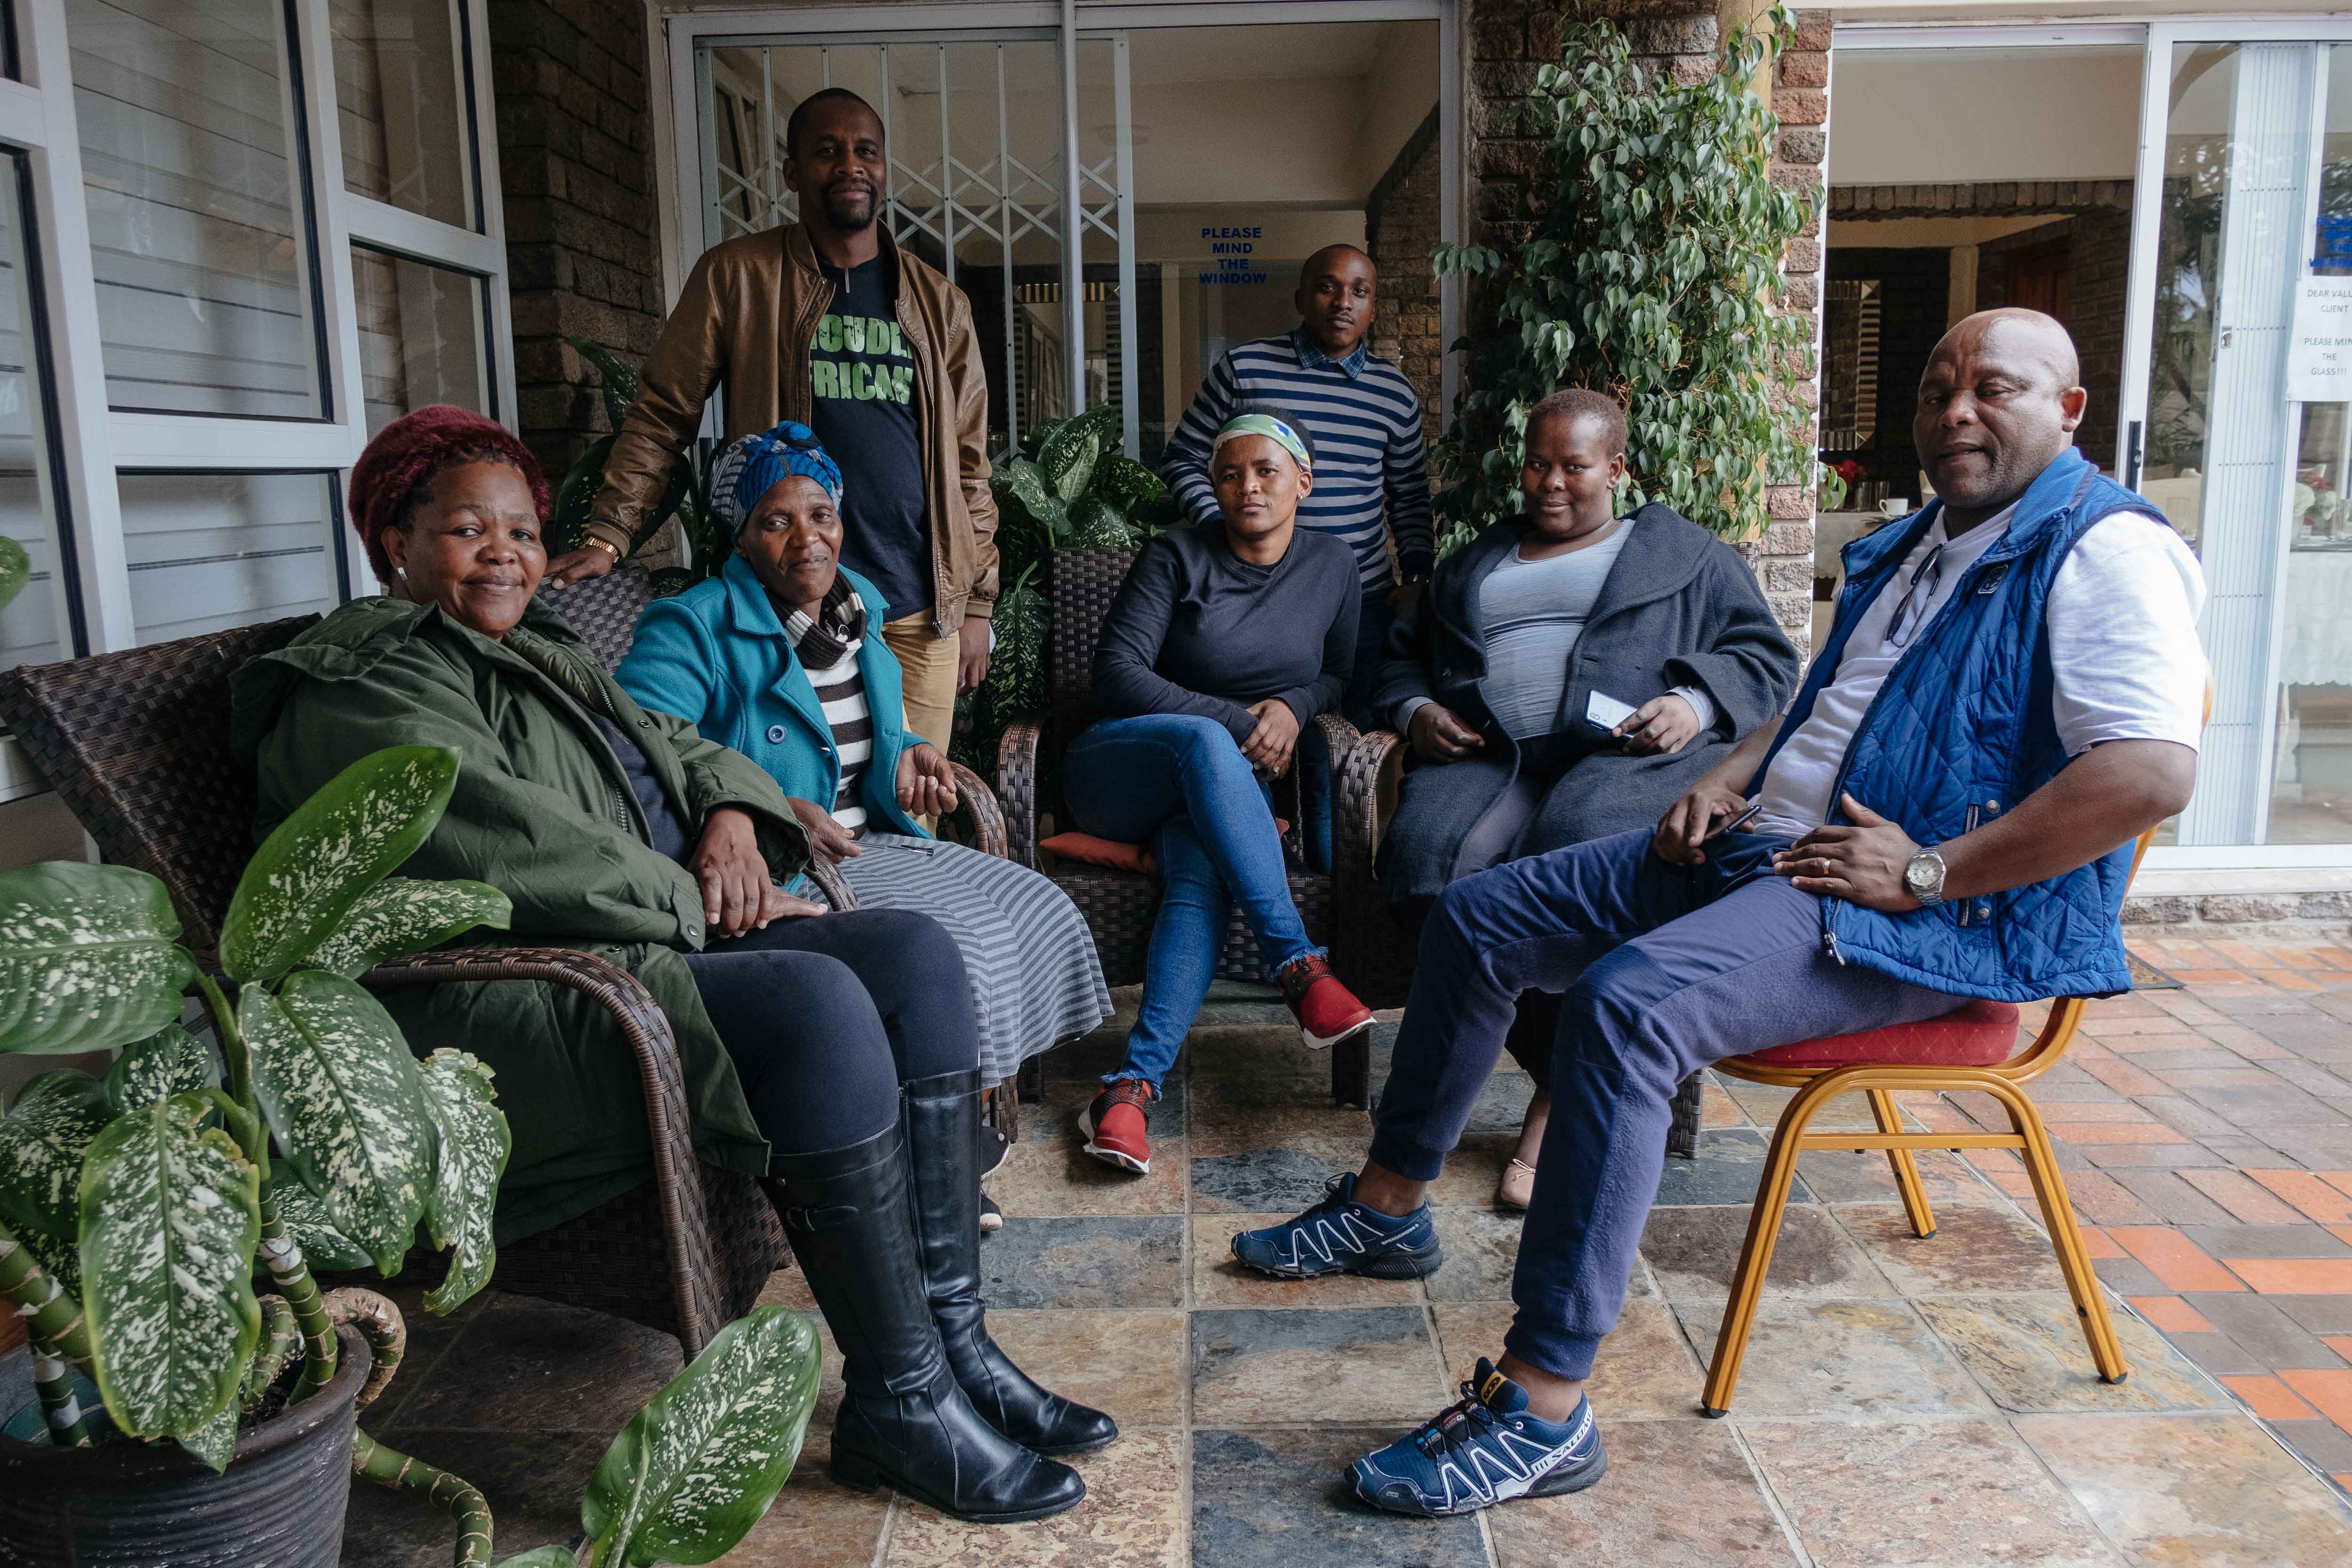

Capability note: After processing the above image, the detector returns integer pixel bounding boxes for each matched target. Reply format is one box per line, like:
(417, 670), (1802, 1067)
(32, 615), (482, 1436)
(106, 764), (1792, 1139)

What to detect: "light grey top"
(1397, 520), (1714, 741)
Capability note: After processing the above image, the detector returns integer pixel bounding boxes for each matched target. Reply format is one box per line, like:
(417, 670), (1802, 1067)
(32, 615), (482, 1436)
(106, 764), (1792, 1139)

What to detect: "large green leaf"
(241, 972), (434, 1274)
(78, 1093), (262, 1454)
(0, 862), (197, 1055)
(1039, 413), (1106, 503)
(580, 1306), (821, 1565)
(1087, 451), (1167, 514)
(0, 1069), (110, 1239)
(266, 1159), (373, 1273)
(105, 1023), (221, 1116)
(1065, 494), (1137, 548)
(549, 434), (618, 559)
(997, 456), (1068, 536)
(0, 533), (28, 615)
(567, 337), (641, 433)
(178, 1400), (238, 1472)
(303, 878), (512, 979)
(220, 746), (461, 984)
(417, 1051), (509, 1315)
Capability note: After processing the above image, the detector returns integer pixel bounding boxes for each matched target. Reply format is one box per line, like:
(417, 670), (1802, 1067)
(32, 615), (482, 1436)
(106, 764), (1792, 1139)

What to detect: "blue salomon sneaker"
(1350, 1359), (1607, 1517)
(1228, 1172), (1442, 1279)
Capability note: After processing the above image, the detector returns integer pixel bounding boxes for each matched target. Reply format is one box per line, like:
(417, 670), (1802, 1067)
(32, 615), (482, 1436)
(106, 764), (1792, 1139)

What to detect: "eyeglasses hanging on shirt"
(1885, 541), (1947, 650)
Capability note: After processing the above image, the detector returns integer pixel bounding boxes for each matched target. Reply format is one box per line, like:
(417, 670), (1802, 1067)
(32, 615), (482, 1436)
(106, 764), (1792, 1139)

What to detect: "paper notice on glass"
(2287, 279), (2352, 400)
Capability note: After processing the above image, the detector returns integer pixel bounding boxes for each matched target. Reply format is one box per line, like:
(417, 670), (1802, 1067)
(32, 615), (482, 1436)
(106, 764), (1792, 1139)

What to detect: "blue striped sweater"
(1160, 329), (1434, 593)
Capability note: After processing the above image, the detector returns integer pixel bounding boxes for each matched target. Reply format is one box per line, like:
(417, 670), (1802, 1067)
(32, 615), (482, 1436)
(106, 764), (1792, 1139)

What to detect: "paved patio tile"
(992, 1133), (1189, 1216)
(979, 1216), (1185, 1308)
(986, 1309), (1188, 1428)
(1650, 1129), (1816, 1206)
(881, 1426), (1185, 1568)
(1425, 1205), (1534, 1303)
(1743, 1417), (2122, 1568)
(1433, 1298), (1701, 1421)
(1191, 1427), (1480, 1568)
(383, 1298), (682, 1433)
(1913, 1292), (2227, 1413)
(1189, 1306), (1445, 1426)
(1833, 1200), (2070, 1295)
(1670, 1298), (1990, 1418)
(1483, 1418), (1798, 1568)
(1641, 1202), (1888, 1302)
(2018, 1411), (2352, 1567)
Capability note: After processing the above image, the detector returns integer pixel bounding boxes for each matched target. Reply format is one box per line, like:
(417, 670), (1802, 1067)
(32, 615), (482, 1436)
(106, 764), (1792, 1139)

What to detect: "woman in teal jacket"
(618, 422), (1110, 1093)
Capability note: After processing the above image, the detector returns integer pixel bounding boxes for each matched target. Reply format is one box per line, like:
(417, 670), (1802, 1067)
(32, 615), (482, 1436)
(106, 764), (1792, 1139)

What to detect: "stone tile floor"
(338, 964), (2352, 1568)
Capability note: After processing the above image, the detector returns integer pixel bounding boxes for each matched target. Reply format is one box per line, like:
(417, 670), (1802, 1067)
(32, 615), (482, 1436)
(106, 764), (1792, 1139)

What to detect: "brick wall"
(1465, 1), (1829, 653)
(489, 0), (667, 483)
(1367, 108), (1443, 446)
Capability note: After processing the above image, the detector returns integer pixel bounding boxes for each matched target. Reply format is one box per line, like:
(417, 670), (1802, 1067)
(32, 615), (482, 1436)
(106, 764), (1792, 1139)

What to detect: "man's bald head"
(1913, 308), (2089, 530)
(1930, 308), (2081, 390)
(1296, 245), (1376, 359)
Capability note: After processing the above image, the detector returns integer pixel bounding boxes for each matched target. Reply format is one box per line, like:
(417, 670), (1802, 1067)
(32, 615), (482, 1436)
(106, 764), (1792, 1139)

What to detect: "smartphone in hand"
(1703, 800), (1763, 844)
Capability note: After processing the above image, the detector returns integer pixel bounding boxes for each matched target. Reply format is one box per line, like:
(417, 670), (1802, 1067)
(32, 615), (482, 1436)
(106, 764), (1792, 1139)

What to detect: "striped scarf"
(779, 581), (874, 832)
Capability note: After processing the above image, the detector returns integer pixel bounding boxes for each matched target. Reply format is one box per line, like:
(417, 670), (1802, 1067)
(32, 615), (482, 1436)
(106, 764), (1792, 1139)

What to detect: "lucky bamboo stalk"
(0, 1222), (93, 1377)
(242, 1295), (301, 1415)
(29, 1341), (95, 1448)
(256, 1191), (341, 1404)
(352, 1431), (493, 1568)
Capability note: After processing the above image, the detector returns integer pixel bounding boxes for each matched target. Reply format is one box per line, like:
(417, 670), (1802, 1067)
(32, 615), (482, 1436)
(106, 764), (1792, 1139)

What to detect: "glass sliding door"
(2127, 31), (2352, 853)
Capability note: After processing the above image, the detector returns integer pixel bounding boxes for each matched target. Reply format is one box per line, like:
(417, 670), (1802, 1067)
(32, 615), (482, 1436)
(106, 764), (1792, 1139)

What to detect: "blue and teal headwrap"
(711, 421), (844, 536)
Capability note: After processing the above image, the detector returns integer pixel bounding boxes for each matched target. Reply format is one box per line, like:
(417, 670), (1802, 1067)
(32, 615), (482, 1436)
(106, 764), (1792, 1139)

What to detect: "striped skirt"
(834, 834), (1112, 1084)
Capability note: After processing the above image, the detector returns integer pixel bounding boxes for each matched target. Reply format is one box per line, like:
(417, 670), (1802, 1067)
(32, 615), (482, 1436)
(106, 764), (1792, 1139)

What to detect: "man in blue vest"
(1230, 309), (2209, 1517)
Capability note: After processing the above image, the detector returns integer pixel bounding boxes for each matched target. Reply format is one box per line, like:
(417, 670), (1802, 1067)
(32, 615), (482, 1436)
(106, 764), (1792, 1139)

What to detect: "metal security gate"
(692, 31), (1136, 459)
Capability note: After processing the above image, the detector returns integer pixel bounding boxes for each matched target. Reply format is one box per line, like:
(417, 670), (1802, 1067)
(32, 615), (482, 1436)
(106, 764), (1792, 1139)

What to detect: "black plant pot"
(0, 1325), (371, 1568)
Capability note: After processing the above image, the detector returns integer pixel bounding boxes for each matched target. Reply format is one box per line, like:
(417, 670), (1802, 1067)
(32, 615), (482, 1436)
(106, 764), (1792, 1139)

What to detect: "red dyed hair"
(348, 405), (549, 579)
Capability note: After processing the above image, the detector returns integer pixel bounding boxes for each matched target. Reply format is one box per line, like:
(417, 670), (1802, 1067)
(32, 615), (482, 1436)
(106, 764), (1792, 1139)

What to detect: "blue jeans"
(1371, 828), (1957, 1379)
(1064, 713), (1320, 1089)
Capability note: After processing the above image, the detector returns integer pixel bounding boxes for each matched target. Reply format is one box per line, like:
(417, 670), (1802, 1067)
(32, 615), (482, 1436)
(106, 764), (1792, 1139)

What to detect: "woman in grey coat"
(1373, 390), (1800, 1204)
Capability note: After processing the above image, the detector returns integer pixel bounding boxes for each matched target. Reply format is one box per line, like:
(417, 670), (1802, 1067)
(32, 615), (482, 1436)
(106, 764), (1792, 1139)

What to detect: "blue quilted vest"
(1746, 447), (2165, 1002)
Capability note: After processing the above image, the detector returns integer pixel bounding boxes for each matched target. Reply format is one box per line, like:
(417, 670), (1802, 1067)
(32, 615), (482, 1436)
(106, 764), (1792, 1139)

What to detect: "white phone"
(1585, 690), (1638, 732)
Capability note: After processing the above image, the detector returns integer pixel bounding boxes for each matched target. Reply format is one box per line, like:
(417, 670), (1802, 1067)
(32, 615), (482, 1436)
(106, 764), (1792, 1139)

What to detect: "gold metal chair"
(1699, 810), (2172, 1417)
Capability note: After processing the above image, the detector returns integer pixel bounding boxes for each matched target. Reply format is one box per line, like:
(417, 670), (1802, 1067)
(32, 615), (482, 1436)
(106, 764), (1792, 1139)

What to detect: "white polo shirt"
(1751, 505), (2209, 841)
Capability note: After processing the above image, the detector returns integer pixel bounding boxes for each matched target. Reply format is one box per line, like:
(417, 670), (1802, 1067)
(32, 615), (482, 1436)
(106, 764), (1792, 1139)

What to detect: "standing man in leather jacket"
(553, 88), (997, 756)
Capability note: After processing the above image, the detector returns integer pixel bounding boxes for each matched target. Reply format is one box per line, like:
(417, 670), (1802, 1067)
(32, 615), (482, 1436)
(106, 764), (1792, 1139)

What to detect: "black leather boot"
(903, 1068), (1120, 1455)
(765, 1126), (1085, 1522)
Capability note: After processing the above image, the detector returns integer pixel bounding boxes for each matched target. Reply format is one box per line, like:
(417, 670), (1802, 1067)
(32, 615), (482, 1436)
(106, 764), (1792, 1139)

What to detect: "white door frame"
(659, 0), (1461, 441)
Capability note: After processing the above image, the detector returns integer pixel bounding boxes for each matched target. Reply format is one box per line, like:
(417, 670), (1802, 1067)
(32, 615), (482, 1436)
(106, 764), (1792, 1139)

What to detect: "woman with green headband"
(1063, 404), (1376, 1177)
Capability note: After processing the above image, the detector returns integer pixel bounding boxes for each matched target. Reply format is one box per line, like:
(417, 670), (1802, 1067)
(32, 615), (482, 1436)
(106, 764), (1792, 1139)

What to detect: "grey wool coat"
(1371, 503), (1802, 901)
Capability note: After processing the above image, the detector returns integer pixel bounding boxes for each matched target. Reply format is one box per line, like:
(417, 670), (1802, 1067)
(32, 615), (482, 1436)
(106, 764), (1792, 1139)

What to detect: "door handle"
(2125, 419), (2144, 490)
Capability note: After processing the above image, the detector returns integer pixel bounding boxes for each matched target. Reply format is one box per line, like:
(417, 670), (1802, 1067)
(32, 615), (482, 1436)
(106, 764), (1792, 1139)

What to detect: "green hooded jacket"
(230, 595), (812, 1243)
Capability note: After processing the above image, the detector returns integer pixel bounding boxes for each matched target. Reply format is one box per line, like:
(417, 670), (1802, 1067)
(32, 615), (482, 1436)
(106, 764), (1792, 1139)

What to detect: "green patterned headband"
(1212, 413), (1312, 474)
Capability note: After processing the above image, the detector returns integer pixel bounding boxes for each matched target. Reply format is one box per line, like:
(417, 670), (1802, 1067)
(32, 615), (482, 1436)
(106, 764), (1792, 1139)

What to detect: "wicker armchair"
(0, 576), (836, 1357)
(993, 547), (1371, 1106)
(1329, 726), (1706, 1157)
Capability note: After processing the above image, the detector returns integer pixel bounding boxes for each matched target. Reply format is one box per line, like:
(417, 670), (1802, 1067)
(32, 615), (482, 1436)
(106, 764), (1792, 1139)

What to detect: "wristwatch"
(1903, 846), (1949, 907)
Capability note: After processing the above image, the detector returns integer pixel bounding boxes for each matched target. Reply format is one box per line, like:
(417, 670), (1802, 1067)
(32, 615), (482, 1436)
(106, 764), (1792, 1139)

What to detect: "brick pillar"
(1367, 109), (1443, 446)
(489, 0), (667, 483)
(1466, 1), (1831, 655)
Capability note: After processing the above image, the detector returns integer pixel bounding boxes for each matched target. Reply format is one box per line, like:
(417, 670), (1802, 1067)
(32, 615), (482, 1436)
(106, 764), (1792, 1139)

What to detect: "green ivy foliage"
(1431, 3), (1818, 554)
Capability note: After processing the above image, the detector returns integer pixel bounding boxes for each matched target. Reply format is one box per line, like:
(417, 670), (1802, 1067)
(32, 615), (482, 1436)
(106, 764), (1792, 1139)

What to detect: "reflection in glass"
(330, 0), (475, 229)
(0, 156), (65, 673)
(351, 245), (490, 435)
(66, 0), (325, 417)
(120, 472), (339, 644)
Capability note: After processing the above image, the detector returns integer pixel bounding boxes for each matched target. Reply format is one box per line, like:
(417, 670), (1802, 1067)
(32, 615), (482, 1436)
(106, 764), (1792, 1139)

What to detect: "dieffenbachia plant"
(0, 745), (826, 1566)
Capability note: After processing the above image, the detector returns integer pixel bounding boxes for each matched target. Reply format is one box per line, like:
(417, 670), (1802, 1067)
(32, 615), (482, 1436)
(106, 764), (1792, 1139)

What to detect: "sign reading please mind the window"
(2286, 278), (2352, 402)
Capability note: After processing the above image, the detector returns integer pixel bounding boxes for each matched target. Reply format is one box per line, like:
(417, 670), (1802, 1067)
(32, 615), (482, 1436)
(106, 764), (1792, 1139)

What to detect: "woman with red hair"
(230, 406), (1105, 1524)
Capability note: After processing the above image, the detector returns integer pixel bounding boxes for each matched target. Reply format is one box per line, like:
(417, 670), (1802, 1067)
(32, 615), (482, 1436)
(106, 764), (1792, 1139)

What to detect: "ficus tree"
(0, 746), (820, 1567)
(1430, 1), (1818, 553)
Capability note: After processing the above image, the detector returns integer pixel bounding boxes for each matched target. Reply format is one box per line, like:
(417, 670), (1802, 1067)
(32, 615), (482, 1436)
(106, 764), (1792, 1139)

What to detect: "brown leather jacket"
(588, 225), (998, 630)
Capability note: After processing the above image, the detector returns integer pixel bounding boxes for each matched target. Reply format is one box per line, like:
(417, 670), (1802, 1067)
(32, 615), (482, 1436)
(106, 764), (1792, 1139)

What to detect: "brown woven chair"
(993, 547), (1371, 1106)
(0, 584), (850, 1357)
(1330, 727), (1706, 1158)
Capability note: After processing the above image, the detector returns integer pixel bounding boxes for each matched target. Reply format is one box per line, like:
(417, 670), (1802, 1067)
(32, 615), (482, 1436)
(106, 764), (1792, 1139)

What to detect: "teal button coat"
(616, 555), (930, 840)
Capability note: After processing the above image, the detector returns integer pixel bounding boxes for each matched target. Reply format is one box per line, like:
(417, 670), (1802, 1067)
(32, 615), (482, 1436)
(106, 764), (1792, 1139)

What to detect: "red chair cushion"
(1743, 998), (2023, 1070)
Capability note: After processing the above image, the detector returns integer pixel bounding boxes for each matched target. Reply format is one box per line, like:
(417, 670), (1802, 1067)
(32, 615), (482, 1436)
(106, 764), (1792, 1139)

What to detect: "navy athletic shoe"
(1350, 1359), (1607, 1517)
(1228, 1172), (1442, 1280)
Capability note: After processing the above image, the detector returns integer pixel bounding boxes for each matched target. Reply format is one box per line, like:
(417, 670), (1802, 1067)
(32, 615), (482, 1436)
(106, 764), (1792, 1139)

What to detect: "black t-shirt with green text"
(811, 256), (930, 618)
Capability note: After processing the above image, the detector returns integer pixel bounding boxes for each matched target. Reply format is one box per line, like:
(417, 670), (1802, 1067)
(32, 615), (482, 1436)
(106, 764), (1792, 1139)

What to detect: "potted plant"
(543, 338), (725, 597)
(0, 745), (820, 1566)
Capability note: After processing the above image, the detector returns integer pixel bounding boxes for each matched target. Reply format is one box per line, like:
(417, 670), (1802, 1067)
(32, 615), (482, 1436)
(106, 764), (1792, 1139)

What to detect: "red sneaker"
(1277, 954), (1375, 1052)
(1080, 1080), (1155, 1174)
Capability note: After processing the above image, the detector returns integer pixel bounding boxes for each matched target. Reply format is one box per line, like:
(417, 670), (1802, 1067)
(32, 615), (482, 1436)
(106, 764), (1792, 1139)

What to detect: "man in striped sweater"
(1161, 245), (1435, 729)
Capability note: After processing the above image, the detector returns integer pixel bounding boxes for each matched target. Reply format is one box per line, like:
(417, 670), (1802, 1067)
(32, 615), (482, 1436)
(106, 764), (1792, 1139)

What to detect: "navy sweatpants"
(1370, 828), (1957, 1379)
